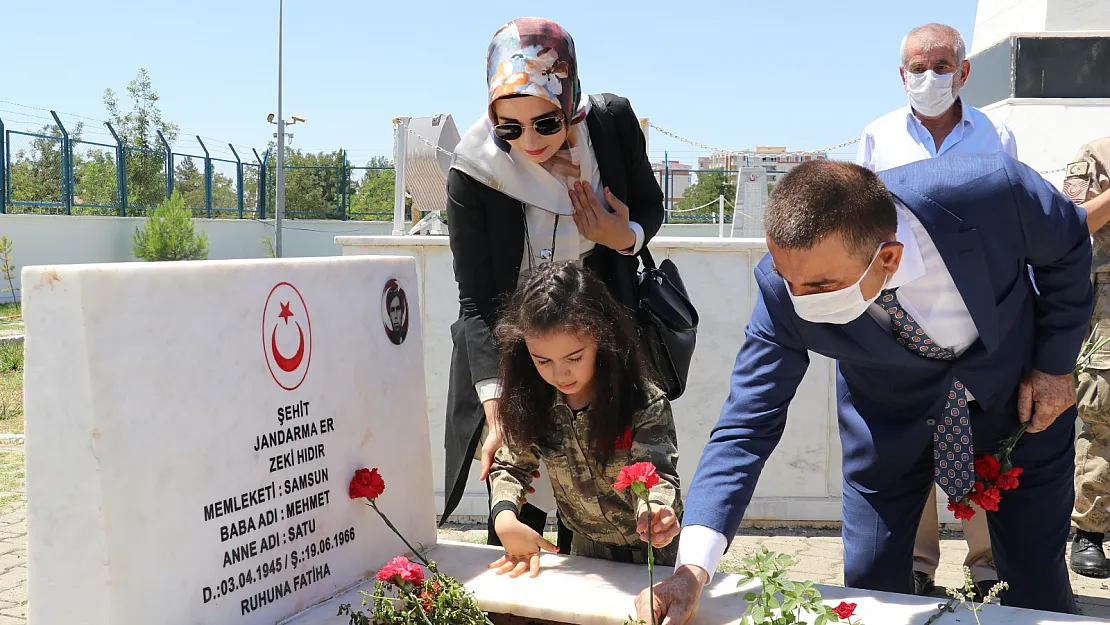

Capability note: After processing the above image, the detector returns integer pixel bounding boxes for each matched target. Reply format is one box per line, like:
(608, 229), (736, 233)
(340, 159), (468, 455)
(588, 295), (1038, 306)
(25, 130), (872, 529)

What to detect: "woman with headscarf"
(439, 17), (665, 553)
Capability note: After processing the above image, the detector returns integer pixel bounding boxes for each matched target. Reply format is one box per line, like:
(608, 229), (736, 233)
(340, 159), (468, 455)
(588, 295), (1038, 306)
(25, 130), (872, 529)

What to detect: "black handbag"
(635, 248), (698, 401)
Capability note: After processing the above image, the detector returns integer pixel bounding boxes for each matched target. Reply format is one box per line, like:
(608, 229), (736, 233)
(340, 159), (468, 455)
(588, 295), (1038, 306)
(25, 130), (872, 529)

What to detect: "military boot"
(1071, 530), (1110, 578)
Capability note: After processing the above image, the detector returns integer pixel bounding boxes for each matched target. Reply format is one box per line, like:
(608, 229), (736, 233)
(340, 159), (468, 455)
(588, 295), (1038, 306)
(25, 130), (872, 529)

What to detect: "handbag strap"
(638, 246), (657, 271)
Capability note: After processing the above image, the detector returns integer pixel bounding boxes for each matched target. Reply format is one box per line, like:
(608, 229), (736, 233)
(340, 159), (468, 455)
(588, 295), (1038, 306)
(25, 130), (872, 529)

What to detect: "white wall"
(0, 215), (727, 300)
(338, 236), (847, 522)
(0, 214), (398, 298)
(982, 99), (1110, 187)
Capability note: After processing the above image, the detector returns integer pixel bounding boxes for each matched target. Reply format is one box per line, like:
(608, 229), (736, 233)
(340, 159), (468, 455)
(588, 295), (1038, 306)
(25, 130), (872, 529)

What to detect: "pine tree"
(131, 192), (209, 261)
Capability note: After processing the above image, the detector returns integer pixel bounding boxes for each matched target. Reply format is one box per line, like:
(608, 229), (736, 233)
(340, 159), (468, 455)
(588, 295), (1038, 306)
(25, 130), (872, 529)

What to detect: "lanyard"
(523, 203), (560, 273)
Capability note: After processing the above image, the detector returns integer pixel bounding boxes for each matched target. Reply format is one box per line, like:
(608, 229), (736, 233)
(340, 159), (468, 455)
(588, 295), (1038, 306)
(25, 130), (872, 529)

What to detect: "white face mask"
(787, 245), (889, 325)
(904, 69), (957, 118)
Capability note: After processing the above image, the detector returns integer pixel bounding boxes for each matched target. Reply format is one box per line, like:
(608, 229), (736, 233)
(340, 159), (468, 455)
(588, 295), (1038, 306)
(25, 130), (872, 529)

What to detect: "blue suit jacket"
(683, 153), (1094, 541)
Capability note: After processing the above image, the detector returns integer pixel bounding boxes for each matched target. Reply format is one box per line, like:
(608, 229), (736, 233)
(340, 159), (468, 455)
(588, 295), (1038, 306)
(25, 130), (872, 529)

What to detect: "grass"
(0, 452), (24, 511)
(0, 341), (23, 436)
(0, 301), (21, 337)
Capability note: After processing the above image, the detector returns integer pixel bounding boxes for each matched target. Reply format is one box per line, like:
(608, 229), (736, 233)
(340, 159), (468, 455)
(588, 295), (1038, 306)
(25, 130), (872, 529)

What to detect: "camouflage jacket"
(489, 383), (682, 549)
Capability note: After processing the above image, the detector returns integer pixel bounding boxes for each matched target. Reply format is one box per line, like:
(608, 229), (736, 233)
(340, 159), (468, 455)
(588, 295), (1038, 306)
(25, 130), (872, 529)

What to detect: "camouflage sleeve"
(630, 393), (681, 518)
(488, 440), (540, 517)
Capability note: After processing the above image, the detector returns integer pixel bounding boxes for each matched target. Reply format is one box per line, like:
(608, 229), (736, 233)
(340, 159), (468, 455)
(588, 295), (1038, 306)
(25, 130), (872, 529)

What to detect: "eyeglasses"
(493, 114), (564, 141)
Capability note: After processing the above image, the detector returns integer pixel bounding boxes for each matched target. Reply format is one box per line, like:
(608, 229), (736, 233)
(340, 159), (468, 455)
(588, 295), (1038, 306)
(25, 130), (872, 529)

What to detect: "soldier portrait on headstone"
(382, 279), (409, 345)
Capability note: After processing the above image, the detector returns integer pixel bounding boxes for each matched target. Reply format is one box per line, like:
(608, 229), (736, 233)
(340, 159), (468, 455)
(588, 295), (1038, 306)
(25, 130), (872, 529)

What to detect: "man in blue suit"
(636, 154), (1093, 622)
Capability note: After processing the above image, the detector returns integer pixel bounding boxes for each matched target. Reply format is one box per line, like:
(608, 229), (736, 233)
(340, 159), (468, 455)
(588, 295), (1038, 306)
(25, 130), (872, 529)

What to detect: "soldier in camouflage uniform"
(489, 382), (682, 567)
(1066, 136), (1110, 578)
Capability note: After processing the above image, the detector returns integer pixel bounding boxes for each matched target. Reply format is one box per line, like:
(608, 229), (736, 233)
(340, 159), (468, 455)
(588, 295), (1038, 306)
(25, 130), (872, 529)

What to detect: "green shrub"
(132, 192), (210, 261)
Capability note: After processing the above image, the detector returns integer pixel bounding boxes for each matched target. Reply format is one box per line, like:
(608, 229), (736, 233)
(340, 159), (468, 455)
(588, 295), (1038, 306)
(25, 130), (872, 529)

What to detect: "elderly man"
(857, 23), (1017, 172)
(855, 22), (1017, 596)
(636, 154), (1094, 623)
(1065, 137), (1110, 578)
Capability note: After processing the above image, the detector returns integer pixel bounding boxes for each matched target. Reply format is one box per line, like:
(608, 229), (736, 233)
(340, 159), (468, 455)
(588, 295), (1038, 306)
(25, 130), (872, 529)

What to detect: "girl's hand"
(637, 504), (680, 548)
(569, 183), (636, 252)
(489, 510), (559, 577)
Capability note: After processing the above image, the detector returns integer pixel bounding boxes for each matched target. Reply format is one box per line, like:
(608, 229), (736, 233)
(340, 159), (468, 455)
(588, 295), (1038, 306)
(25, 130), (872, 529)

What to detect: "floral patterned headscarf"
(485, 18), (586, 126)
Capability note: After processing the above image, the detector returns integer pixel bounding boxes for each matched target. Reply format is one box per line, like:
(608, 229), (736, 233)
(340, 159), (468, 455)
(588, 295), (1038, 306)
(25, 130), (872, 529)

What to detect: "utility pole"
(275, 0), (285, 258)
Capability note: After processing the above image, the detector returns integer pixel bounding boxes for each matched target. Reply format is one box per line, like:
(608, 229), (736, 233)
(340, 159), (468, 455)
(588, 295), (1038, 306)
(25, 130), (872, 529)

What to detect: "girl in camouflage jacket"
(487, 261), (683, 577)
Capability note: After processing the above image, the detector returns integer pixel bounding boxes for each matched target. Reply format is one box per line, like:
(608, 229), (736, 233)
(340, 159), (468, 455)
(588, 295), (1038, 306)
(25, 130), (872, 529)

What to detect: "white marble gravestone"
(23, 256), (436, 625)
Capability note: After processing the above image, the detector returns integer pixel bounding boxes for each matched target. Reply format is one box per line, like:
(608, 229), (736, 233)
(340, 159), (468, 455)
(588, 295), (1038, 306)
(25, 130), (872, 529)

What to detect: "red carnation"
(832, 601), (857, 619)
(995, 466), (1023, 491)
(614, 462), (660, 491)
(968, 482), (1001, 512)
(948, 499), (976, 520)
(420, 580), (442, 613)
(975, 454), (1002, 482)
(350, 467), (386, 500)
(376, 556), (424, 587)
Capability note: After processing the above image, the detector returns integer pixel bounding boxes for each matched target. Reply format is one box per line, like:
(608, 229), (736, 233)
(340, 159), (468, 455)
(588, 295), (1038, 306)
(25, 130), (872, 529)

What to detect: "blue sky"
(0, 0), (978, 166)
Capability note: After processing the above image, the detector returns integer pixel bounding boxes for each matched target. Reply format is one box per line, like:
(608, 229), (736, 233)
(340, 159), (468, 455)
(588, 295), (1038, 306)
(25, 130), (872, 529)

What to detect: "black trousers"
(485, 479), (573, 552)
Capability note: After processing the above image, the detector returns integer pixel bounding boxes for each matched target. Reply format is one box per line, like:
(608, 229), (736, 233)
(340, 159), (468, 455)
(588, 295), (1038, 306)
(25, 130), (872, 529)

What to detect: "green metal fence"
(0, 110), (396, 221)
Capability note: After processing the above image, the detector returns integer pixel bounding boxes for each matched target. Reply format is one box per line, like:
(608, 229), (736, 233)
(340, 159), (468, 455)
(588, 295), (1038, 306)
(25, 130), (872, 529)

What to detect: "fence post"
(49, 111), (72, 215)
(339, 149), (348, 221)
(663, 152), (670, 225)
(0, 117), (5, 215)
(156, 130), (172, 199)
(105, 122), (127, 216)
(718, 194), (725, 238)
(196, 136), (212, 218)
(392, 117), (409, 236)
(230, 144), (243, 219)
(256, 148), (268, 220)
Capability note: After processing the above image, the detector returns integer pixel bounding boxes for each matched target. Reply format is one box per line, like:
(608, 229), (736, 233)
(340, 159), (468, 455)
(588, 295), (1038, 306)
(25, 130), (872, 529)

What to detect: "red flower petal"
(350, 467), (386, 500)
(968, 482), (1001, 512)
(375, 556), (424, 587)
(832, 601), (857, 618)
(996, 467), (1023, 491)
(614, 462), (660, 491)
(948, 500), (976, 520)
(975, 454), (1002, 482)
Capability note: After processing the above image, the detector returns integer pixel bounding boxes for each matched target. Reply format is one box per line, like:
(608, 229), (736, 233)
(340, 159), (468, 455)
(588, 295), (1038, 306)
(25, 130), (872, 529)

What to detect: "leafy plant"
(342, 467), (493, 625)
(131, 191), (209, 261)
(338, 560), (490, 625)
(0, 342), (22, 373)
(1075, 322), (1110, 379)
(261, 235), (276, 258)
(733, 547), (845, 625)
(0, 237), (17, 303)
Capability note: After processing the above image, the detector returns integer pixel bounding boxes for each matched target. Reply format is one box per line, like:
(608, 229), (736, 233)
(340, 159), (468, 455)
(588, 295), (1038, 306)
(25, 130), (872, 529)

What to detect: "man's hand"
(488, 510), (559, 578)
(636, 504), (681, 548)
(1017, 370), (1077, 433)
(634, 565), (707, 625)
(478, 399), (539, 491)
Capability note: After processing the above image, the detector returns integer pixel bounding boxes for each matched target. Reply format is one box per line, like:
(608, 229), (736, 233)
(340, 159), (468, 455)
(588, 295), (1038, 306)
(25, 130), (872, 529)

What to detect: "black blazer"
(439, 93), (665, 523)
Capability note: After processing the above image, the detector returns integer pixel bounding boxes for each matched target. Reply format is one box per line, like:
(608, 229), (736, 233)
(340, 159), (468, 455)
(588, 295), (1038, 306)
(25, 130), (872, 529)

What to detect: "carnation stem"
(645, 496), (656, 625)
(399, 585), (435, 625)
(1003, 422), (1028, 456)
(368, 500), (431, 567)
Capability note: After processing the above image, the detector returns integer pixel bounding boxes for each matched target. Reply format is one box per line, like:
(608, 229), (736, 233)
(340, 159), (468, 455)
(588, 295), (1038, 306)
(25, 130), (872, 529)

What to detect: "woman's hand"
(478, 399), (504, 482)
(478, 400), (539, 494)
(569, 183), (636, 252)
(489, 510), (560, 577)
(636, 504), (680, 548)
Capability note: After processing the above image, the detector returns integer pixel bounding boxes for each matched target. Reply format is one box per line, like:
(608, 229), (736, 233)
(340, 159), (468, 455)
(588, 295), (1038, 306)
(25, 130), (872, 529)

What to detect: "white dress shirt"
(855, 99), (1018, 173)
(676, 202), (980, 581)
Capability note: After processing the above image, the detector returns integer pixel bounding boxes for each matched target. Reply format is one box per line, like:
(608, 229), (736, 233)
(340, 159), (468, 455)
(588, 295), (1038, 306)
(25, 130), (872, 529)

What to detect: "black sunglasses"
(493, 114), (565, 141)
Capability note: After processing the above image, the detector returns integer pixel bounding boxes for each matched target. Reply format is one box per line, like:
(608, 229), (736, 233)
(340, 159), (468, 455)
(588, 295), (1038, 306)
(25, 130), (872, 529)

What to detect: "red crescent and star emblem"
(262, 282), (312, 390)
